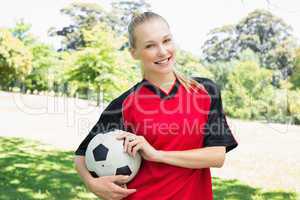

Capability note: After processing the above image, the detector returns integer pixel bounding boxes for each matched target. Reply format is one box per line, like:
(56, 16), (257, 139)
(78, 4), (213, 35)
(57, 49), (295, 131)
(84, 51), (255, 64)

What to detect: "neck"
(144, 71), (176, 89)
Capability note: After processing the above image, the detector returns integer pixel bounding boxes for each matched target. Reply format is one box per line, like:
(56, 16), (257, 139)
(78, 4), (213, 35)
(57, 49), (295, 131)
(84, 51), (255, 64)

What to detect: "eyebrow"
(144, 34), (172, 44)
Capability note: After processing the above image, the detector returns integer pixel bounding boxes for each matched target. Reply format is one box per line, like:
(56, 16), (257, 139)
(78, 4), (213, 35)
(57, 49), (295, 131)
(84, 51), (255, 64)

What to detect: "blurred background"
(0, 0), (299, 199)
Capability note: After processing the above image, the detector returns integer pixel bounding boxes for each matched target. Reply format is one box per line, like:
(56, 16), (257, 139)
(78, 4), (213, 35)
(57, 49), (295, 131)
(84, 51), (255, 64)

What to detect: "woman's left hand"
(116, 131), (161, 162)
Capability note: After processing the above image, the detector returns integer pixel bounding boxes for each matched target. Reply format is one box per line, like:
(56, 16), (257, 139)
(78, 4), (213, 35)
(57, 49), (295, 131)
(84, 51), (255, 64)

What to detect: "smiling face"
(130, 18), (176, 76)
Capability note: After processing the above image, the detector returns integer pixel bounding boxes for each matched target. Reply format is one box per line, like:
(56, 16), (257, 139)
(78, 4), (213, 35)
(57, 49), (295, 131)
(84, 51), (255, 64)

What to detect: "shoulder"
(191, 77), (220, 97)
(104, 81), (142, 112)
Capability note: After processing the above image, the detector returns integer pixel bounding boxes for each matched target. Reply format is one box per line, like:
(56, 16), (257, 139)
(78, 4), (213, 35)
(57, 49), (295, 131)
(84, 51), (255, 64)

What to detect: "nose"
(157, 44), (168, 56)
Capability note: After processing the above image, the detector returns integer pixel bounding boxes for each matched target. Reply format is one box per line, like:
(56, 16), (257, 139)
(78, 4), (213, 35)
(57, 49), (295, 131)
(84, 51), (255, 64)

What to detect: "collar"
(141, 77), (180, 99)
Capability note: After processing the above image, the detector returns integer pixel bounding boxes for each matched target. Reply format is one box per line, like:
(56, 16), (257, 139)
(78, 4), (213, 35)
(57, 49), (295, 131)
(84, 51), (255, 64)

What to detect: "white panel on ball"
(85, 130), (142, 183)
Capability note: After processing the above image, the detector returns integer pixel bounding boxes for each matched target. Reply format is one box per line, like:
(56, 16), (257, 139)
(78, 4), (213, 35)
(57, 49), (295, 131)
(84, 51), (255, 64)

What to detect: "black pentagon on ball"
(93, 144), (109, 161)
(116, 165), (132, 176)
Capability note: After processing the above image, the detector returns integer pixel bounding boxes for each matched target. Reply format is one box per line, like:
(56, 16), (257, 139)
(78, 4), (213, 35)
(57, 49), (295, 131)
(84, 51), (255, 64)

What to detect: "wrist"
(155, 150), (165, 163)
(85, 175), (96, 188)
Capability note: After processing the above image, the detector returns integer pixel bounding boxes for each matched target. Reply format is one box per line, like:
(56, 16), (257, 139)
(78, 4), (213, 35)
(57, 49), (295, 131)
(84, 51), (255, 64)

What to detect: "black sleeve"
(74, 82), (141, 156)
(74, 98), (125, 156)
(193, 77), (238, 153)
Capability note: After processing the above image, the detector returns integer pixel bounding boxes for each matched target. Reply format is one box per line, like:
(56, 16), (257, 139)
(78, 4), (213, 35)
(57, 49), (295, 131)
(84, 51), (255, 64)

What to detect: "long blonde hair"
(128, 11), (205, 93)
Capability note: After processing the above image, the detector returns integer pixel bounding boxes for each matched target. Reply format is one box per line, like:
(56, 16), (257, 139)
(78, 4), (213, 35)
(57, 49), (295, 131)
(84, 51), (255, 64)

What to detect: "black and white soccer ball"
(85, 130), (142, 183)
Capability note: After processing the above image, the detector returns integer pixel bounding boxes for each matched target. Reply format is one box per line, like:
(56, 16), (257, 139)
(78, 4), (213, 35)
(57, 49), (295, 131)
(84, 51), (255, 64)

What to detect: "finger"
(115, 132), (129, 140)
(117, 183), (127, 189)
(123, 135), (135, 152)
(107, 175), (130, 182)
(114, 176), (131, 185)
(132, 143), (142, 158)
(127, 140), (139, 156)
(111, 183), (137, 195)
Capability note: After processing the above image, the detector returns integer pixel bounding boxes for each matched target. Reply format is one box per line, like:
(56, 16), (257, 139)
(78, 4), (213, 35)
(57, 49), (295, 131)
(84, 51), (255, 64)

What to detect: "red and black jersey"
(75, 77), (238, 200)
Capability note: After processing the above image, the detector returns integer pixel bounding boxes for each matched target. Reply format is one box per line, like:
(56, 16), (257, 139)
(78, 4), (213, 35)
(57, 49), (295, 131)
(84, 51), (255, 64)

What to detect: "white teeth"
(155, 58), (169, 64)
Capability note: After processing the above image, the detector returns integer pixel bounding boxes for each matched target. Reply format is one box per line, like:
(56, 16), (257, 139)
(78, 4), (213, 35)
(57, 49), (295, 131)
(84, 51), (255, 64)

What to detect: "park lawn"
(0, 136), (298, 200)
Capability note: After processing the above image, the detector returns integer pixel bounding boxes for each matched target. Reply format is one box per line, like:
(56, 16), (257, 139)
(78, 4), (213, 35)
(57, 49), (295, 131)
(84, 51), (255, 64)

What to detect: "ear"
(130, 48), (138, 60)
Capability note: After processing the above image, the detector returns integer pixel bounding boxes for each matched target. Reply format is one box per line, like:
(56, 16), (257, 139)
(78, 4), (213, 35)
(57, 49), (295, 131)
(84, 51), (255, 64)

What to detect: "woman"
(74, 12), (238, 200)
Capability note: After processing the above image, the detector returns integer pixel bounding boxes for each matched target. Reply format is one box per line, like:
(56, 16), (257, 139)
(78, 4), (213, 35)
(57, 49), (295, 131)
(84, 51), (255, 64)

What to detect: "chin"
(152, 65), (174, 75)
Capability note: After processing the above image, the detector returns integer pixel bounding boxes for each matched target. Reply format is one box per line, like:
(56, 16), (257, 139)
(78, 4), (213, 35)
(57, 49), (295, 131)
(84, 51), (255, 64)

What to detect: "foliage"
(201, 9), (296, 80)
(49, 2), (109, 50)
(24, 43), (59, 92)
(223, 61), (274, 119)
(0, 28), (32, 90)
(289, 48), (300, 89)
(9, 19), (36, 46)
(287, 89), (300, 124)
(9, 20), (61, 93)
(50, 1), (151, 51)
(64, 23), (134, 103)
(111, 0), (152, 35)
(174, 49), (213, 80)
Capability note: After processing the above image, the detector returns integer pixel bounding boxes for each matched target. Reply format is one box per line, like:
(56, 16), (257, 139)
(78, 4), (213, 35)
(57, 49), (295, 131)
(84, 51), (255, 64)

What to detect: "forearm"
(157, 146), (226, 169)
(74, 155), (94, 186)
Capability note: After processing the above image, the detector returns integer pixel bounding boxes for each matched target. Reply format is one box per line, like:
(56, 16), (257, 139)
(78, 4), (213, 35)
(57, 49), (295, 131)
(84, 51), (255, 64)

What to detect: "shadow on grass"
(212, 178), (298, 200)
(0, 136), (298, 200)
(0, 136), (97, 200)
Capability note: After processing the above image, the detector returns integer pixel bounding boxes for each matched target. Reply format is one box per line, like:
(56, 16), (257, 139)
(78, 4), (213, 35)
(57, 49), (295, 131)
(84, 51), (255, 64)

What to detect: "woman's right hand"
(86, 175), (137, 200)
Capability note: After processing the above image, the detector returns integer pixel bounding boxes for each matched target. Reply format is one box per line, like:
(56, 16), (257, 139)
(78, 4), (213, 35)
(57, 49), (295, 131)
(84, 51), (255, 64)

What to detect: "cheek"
(140, 50), (156, 62)
(168, 44), (176, 54)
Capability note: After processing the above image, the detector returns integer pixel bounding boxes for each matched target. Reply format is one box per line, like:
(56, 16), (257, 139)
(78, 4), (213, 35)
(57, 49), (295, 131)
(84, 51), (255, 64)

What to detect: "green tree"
(50, 1), (152, 51)
(111, 0), (152, 35)
(223, 61), (274, 119)
(49, 2), (110, 50)
(289, 48), (300, 89)
(10, 20), (60, 93)
(175, 49), (213, 79)
(201, 9), (296, 80)
(24, 43), (59, 92)
(65, 23), (130, 104)
(9, 19), (36, 46)
(0, 29), (32, 90)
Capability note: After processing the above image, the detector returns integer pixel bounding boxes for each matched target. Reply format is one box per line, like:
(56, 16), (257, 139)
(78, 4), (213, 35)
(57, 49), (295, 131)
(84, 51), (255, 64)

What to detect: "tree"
(9, 19), (36, 46)
(174, 49), (213, 79)
(49, 2), (111, 50)
(111, 0), (151, 35)
(23, 43), (59, 92)
(0, 29), (32, 90)
(10, 20), (60, 93)
(50, 1), (151, 51)
(289, 48), (300, 89)
(65, 23), (130, 104)
(201, 9), (296, 80)
(223, 61), (274, 119)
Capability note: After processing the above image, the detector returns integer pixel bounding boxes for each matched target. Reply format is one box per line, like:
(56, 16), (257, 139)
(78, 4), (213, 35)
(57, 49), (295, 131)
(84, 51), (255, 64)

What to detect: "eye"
(164, 38), (172, 43)
(145, 44), (155, 49)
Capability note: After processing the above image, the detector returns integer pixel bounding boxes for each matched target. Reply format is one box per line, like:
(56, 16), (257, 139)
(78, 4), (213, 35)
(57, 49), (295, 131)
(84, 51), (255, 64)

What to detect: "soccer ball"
(85, 130), (142, 183)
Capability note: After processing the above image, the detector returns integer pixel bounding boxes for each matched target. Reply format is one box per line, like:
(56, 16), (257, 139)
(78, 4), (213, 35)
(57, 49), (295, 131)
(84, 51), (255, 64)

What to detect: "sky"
(1, 0), (300, 56)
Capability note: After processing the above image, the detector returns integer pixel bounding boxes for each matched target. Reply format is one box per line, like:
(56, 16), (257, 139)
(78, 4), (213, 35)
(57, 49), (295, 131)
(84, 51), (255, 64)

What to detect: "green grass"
(0, 136), (298, 200)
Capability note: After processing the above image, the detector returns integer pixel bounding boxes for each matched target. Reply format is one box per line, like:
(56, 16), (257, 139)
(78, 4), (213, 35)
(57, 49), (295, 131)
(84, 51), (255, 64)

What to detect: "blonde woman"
(74, 12), (238, 200)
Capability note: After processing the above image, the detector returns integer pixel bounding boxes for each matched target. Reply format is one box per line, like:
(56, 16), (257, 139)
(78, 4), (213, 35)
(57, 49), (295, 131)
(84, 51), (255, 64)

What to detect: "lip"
(154, 55), (172, 64)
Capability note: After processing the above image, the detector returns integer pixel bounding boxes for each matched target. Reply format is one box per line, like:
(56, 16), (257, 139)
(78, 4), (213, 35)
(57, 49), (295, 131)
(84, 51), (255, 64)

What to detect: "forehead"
(134, 19), (171, 44)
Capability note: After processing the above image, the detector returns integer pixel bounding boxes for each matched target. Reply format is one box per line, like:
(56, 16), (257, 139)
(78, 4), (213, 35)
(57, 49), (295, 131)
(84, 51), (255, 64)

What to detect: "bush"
(223, 61), (274, 120)
(288, 89), (300, 124)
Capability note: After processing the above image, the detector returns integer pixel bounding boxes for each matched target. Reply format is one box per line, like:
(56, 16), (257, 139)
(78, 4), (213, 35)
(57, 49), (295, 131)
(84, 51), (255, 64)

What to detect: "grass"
(0, 136), (298, 200)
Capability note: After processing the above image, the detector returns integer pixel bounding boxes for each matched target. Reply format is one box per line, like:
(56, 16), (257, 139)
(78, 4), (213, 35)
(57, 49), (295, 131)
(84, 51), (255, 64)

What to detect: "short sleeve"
(74, 99), (125, 156)
(74, 82), (141, 156)
(194, 77), (238, 153)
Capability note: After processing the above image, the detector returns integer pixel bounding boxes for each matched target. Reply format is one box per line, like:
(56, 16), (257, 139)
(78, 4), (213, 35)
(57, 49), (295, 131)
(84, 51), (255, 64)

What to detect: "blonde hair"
(128, 11), (205, 93)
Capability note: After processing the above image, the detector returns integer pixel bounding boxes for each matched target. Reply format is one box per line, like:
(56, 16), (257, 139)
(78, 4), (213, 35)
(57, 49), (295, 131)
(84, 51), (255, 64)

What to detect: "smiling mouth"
(154, 56), (171, 65)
